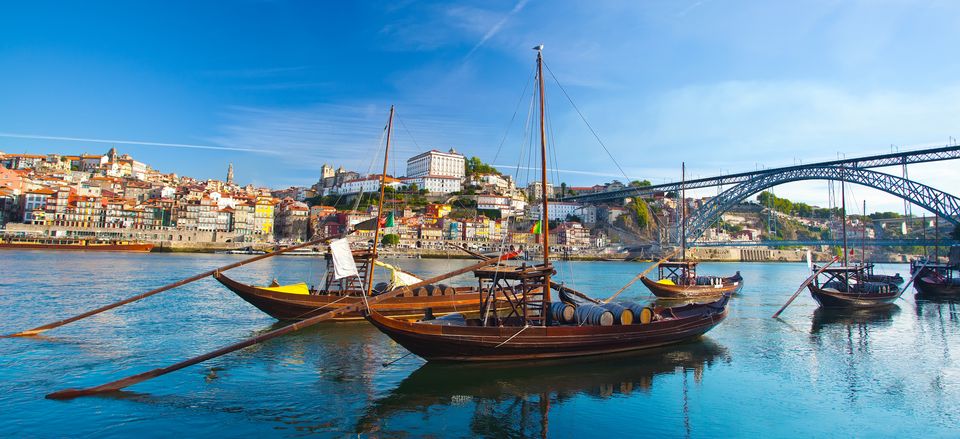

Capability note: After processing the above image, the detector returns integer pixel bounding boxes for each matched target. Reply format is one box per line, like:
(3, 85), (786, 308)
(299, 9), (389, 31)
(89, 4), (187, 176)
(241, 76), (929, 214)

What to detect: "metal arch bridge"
(685, 166), (960, 243)
(567, 144), (960, 203)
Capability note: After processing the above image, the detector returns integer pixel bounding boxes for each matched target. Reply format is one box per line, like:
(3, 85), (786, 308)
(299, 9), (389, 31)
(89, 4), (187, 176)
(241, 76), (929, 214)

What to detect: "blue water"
(1, 251), (957, 438)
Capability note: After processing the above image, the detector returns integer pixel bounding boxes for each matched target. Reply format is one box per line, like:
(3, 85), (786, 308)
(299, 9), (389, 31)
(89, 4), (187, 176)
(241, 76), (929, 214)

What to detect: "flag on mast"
(529, 220), (542, 234)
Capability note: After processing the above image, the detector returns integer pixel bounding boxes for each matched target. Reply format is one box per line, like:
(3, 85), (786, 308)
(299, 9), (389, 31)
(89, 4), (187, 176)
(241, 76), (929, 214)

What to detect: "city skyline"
(2, 1), (959, 214)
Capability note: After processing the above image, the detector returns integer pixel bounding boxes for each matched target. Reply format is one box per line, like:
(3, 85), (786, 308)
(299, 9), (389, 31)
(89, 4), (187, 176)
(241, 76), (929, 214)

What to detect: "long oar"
(897, 261), (929, 299)
(771, 256), (839, 318)
(46, 253), (508, 399)
(603, 248), (680, 303)
(4, 234), (345, 338)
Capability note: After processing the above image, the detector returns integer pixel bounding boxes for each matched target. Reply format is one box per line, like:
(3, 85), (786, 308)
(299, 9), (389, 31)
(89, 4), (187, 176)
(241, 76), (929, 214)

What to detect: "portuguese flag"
(529, 220), (542, 234)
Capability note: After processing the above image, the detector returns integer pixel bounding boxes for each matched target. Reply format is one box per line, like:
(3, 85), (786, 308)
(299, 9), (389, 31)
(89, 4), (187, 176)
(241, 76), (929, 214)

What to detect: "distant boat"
(806, 264), (901, 308)
(0, 236), (153, 252)
(803, 176), (901, 308)
(640, 261), (743, 299)
(215, 247), (266, 255)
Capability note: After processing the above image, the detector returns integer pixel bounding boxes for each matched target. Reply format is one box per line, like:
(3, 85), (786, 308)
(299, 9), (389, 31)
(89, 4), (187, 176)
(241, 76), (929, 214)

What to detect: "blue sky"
(2, 1), (959, 213)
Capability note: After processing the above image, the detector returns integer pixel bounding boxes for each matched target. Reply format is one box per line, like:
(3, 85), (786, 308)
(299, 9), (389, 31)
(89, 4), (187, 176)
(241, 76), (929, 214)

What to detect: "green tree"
(381, 234), (400, 246)
(631, 199), (652, 229)
(465, 156), (500, 176)
(629, 180), (652, 187)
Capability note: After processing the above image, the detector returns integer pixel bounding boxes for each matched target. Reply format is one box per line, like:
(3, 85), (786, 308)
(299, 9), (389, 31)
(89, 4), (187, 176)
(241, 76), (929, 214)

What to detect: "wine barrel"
(601, 302), (634, 325)
(637, 306), (655, 324)
(436, 283), (456, 296)
(574, 304), (614, 326)
(413, 286), (430, 297)
(424, 285), (437, 296)
(549, 302), (575, 324)
(621, 302), (648, 324)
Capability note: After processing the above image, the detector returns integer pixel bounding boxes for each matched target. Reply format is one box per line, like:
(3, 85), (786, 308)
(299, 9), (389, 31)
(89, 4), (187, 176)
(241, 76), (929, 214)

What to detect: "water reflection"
(810, 306), (901, 334)
(357, 339), (729, 437)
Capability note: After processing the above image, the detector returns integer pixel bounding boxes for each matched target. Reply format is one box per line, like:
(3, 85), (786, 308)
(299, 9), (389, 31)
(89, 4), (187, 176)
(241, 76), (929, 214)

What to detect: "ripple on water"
(0, 253), (957, 437)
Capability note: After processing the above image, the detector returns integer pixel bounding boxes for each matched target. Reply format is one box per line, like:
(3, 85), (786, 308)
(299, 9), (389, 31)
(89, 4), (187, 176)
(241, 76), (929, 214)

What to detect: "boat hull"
(365, 297), (729, 362)
(640, 275), (742, 299)
(215, 272), (501, 321)
(0, 242), (154, 252)
(807, 285), (899, 308)
(913, 275), (960, 297)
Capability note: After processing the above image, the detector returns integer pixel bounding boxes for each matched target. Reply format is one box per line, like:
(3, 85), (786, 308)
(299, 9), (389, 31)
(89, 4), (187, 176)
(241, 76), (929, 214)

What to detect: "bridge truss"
(685, 166), (960, 243)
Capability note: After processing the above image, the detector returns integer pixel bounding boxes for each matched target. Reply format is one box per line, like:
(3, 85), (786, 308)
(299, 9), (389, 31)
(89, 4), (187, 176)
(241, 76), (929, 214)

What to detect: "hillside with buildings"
(2, 148), (954, 257)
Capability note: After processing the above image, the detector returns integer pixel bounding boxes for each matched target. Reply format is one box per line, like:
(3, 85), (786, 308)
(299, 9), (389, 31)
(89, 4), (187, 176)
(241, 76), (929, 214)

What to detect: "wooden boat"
(0, 236), (153, 252)
(910, 246), (959, 296)
(215, 249), (517, 321)
(912, 264), (960, 297)
(364, 47), (731, 362)
(806, 265), (900, 308)
(640, 261), (742, 299)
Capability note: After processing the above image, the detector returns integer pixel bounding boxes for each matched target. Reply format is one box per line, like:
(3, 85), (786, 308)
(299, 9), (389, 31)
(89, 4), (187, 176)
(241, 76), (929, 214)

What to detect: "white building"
(335, 175), (402, 195)
(529, 201), (596, 224)
(406, 149), (465, 179)
(401, 176), (462, 194)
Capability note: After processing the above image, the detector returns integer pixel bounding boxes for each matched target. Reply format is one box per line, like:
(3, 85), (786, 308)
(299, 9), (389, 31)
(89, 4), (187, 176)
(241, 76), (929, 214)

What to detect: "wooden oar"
(4, 234), (347, 338)
(602, 248), (680, 303)
(46, 253), (507, 399)
(771, 256), (839, 318)
(896, 261), (928, 299)
(549, 282), (601, 304)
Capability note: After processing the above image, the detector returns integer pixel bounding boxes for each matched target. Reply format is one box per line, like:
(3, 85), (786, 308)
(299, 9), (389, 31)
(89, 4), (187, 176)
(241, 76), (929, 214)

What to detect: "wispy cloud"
(464, 0), (530, 59)
(0, 132), (277, 154)
(205, 103), (498, 180)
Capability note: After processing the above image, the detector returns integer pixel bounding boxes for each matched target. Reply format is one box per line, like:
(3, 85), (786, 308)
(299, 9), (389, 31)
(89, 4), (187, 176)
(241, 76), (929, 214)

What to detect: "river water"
(0, 250), (957, 438)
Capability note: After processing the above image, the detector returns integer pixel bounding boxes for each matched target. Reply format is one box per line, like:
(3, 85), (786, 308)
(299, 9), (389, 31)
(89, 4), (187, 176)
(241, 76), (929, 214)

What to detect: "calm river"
(0, 250), (957, 437)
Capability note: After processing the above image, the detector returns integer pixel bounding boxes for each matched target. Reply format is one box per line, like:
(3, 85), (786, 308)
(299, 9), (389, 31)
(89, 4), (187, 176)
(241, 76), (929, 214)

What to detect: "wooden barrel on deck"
(413, 286), (430, 297)
(549, 302), (575, 324)
(436, 284), (456, 296)
(574, 304), (614, 326)
(601, 302), (634, 325)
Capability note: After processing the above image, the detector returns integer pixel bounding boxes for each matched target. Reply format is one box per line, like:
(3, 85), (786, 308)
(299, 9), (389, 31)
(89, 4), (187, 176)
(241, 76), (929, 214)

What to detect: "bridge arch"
(686, 166), (960, 243)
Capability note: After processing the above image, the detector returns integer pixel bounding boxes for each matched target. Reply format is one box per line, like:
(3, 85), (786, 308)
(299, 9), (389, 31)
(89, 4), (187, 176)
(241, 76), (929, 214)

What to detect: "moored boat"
(364, 46), (730, 363)
(0, 236), (153, 252)
(640, 261), (742, 299)
(806, 265), (900, 308)
(215, 248), (521, 321)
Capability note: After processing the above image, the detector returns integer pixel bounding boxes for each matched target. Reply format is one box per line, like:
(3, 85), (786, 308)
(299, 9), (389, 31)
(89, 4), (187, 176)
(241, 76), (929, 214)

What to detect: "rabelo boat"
(364, 47), (730, 362)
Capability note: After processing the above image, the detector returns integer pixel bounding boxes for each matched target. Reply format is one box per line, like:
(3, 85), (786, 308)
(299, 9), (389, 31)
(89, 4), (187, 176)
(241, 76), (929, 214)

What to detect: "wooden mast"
(536, 45), (551, 307)
(366, 105), (394, 296)
(681, 162), (686, 261)
(841, 166), (848, 268)
(862, 200), (867, 265)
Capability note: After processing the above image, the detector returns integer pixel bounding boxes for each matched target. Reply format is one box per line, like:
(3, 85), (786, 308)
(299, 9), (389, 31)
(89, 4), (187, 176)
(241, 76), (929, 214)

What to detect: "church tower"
(226, 163), (234, 185)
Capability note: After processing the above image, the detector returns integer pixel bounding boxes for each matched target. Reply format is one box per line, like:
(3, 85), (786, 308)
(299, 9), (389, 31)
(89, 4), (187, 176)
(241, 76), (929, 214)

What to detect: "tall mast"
(862, 200), (867, 265)
(366, 105), (394, 296)
(536, 45), (552, 305)
(681, 162), (686, 261)
(840, 167), (848, 267)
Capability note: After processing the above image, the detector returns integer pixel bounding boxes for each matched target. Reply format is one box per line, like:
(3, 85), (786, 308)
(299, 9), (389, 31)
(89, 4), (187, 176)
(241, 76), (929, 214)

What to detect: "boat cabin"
(656, 261), (700, 286)
(322, 249), (374, 295)
(811, 265), (895, 294)
(473, 263), (555, 326)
